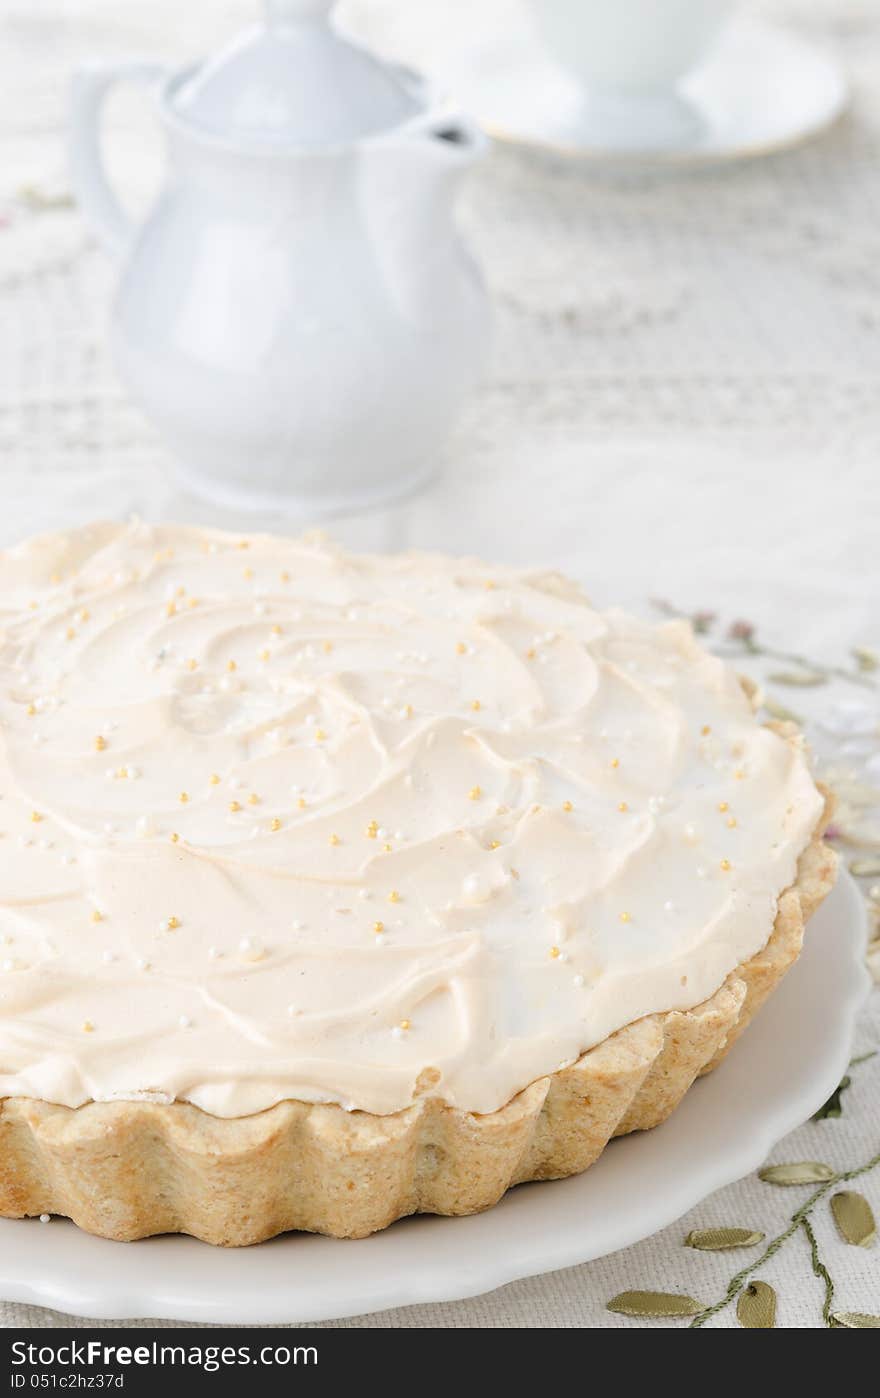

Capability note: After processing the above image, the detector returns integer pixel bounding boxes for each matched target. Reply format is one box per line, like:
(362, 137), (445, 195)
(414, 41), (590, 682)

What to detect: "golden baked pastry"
(0, 524), (836, 1243)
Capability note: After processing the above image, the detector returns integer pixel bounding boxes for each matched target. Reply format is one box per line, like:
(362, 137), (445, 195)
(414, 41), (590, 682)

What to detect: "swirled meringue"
(0, 523), (823, 1117)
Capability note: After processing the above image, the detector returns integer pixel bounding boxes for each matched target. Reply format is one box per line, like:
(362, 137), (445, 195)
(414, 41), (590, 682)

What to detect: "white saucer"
(444, 19), (848, 163)
(0, 872), (868, 1325)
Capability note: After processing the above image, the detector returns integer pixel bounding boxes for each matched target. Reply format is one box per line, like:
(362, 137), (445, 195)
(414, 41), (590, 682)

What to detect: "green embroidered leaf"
(849, 857), (880, 878)
(813, 1075), (852, 1121)
(762, 698), (804, 724)
(737, 1281), (777, 1328)
(853, 647), (879, 673)
(759, 1161), (836, 1186)
(831, 1192), (877, 1247)
(606, 1290), (703, 1318)
(684, 1227), (764, 1251)
(767, 670), (826, 687)
(831, 1311), (880, 1328)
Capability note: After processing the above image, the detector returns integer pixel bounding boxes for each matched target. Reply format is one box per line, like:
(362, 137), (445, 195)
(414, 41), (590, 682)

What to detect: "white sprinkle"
(102, 950), (116, 964)
(391, 1025), (405, 1040)
(1, 959), (14, 972)
(683, 823), (699, 843)
(136, 958), (150, 971)
(18, 836), (33, 848)
(208, 946), (221, 959)
(357, 890), (370, 901)
(377, 827), (389, 840)
(394, 829), (405, 841)
(254, 601), (268, 615)
(374, 934), (386, 946)
(664, 900), (675, 913)
(230, 777), (245, 790)
(286, 1004), (298, 1017)
(61, 854), (76, 866)
(128, 765), (141, 779)
(697, 865), (707, 879)
(38, 839), (53, 850)
(178, 1015), (191, 1029)
(239, 937), (253, 952)
(573, 973), (585, 987)
(105, 767), (116, 780)
(135, 816), (156, 838)
(39, 1214), (51, 1224)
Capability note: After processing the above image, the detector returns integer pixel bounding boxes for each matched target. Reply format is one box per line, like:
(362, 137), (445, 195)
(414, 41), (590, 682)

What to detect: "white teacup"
(528, 0), (737, 95)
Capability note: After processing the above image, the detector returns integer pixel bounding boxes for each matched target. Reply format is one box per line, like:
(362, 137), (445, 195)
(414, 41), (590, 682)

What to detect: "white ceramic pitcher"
(69, 0), (490, 514)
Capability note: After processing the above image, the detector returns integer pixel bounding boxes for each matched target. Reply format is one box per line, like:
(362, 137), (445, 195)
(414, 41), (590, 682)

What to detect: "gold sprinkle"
(165, 602), (176, 618)
(373, 921), (385, 934)
(489, 840), (501, 850)
(188, 597), (200, 609)
(209, 773), (221, 785)
(383, 842), (392, 852)
(455, 642), (467, 655)
(238, 540), (250, 550)
(170, 832), (180, 843)
(242, 566), (254, 580)
(259, 648), (270, 662)
(228, 800), (241, 813)
(66, 626), (76, 640)
(562, 800), (573, 812)
(271, 624), (283, 636)
(322, 640), (333, 654)
(620, 911), (631, 923)
(471, 699), (481, 711)
(82, 1019), (95, 1034)
(329, 833), (340, 845)
(186, 658), (198, 671)
(366, 820), (379, 838)
(727, 816), (737, 828)
(247, 793), (260, 806)
(509, 866), (520, 880)
(279, 570), (290, 583)
(166, 915), (180, 930)
(399, 1018), (411, 1031)
(484, 580), (496, 590)
(227, 659), (237, 673)
(94, 735), (106, 751)
(26, 703), (36, 716)
(734, 768), (746, 780)
(720, 859), (732, 871)
(50, 572), (61, 585)
(297, 797), (307, 810)
(78, 608), (90, 622)
(314, 728), (327, 742)
(389, 890), (401, 903)
(30, 811), (43, 823)
(90, 909), (102, 923)
(116, 766), (129, 780)
(179, 791), (189, 804)
(175, 587), (185, 599)
(618, 801), (629, 813)
(718, 801), (729, 813)
(28, 600), (38, 610)
(525, 647), (536, 660)
(701, 725), (712, 736)
(271, 818), (282, 832)
(468, 785), (482, 801)
(610, 758), (619, 769)
(549, 946), (560, 959)
(402, 704), (414, 719)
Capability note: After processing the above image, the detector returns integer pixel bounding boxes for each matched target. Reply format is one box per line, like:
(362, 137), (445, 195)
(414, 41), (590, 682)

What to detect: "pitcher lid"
(171, 0), (423, 147)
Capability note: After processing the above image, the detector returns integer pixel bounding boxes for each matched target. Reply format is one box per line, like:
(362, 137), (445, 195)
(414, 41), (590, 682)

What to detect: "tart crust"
(0, 788), (836, 1246)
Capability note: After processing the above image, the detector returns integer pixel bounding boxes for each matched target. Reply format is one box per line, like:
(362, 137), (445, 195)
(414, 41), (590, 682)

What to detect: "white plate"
(444, 19), (848, 163)
(0, 872), (868, 1325)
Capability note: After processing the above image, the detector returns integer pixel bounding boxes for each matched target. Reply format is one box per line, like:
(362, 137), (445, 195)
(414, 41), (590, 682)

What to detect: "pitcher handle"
(68, 59), (166, 258)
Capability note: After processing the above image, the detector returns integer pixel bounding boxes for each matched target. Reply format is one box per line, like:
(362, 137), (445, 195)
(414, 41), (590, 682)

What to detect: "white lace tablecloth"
(0, 0), (877, 1329)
